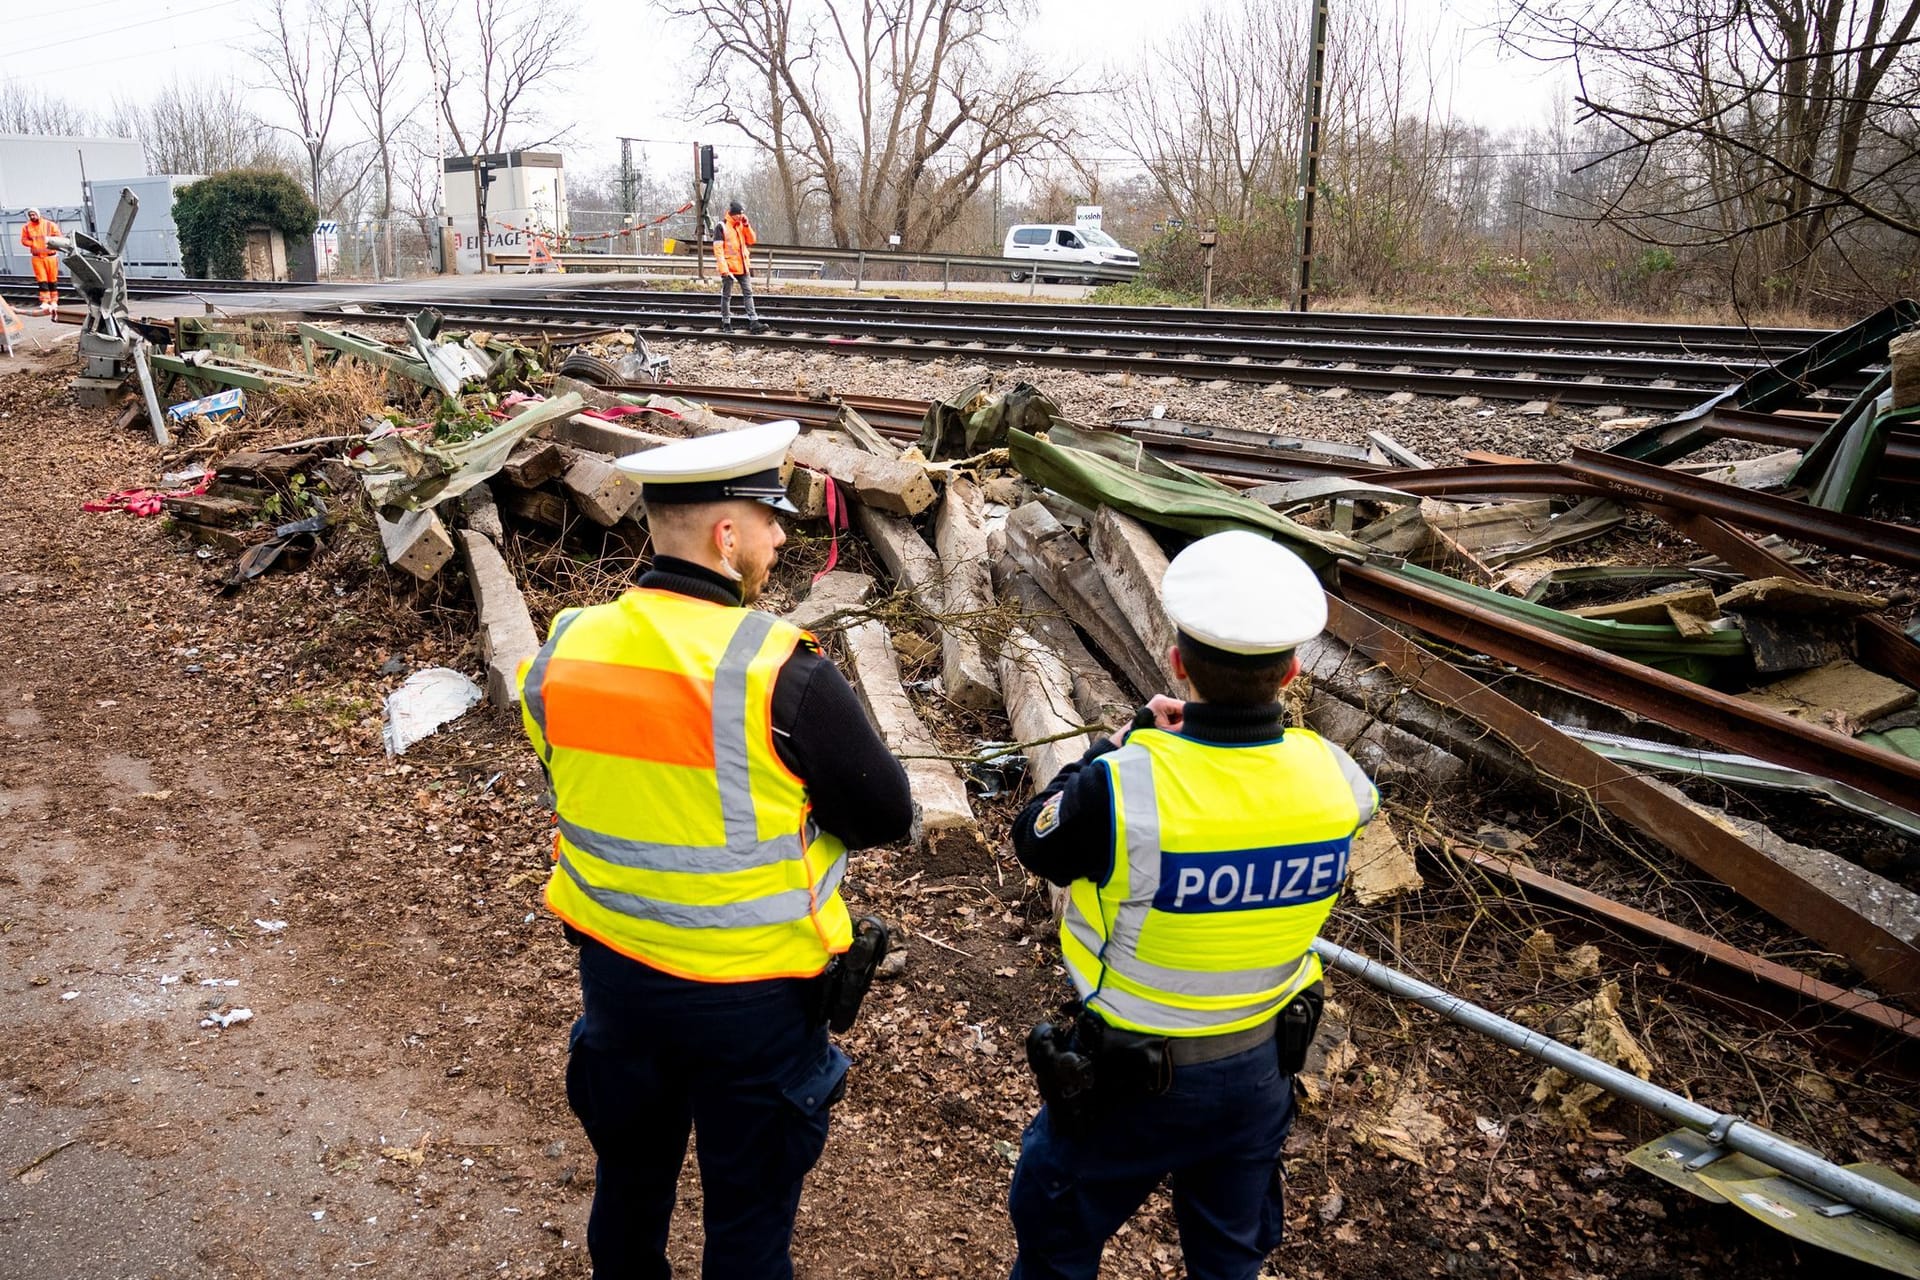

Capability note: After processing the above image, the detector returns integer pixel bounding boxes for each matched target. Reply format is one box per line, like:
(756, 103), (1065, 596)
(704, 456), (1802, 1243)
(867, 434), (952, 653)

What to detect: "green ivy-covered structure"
(172, 170), (317, 280)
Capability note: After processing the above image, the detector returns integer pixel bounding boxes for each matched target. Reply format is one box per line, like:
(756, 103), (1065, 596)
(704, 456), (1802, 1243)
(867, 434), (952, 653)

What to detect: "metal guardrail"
(488, 251), (827, 279)
(492, 239), (1141, 292)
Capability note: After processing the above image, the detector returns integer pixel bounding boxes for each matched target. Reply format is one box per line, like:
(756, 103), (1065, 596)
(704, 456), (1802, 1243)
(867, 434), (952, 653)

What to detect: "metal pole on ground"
(1313, 938), (1920, 1238)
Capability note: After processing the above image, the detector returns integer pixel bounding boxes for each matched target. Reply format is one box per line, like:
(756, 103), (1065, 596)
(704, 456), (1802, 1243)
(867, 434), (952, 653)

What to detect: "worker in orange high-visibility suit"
(20, 210), (61, 314)
(712, 200), (768, 335)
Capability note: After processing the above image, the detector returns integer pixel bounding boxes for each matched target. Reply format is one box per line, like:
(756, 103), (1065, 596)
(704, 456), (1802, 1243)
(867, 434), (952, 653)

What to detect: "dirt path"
(1, 352), (1908, 1280)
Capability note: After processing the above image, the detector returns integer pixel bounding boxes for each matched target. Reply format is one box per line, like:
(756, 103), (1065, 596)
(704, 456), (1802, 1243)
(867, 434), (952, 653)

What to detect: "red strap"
(82, 472), (213, 517)
(581, 405), (649, 421)
(811, 474), (845, 584)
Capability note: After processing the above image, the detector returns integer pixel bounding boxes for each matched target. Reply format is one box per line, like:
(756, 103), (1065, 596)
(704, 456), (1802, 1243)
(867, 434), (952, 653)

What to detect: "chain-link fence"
(311, 218), (440, 280)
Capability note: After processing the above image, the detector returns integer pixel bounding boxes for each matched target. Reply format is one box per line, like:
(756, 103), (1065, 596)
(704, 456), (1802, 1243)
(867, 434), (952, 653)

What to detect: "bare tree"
(1106, 1), (1302, 226)
(411, 0), (584, 156)
(664, 0), (1083, 250)
(109, 80), (288, 176)
(347, 0), (412, 275)
(0, 84), (96, 135)
(250, 0), (363, 214)
(1501, 0), (1920, 303)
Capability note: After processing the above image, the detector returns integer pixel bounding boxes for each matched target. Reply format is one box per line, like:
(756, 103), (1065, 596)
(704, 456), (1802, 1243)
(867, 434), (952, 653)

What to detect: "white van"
(1003, 224), (1139, 283)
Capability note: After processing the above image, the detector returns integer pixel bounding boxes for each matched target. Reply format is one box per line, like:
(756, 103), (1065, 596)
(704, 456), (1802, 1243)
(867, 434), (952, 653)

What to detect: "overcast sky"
(0, 0), (1570, 189)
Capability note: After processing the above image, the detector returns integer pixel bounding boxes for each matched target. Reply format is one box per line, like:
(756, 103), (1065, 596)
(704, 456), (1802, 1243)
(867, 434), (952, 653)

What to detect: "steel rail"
(1565, 447), (1920, 571)
(1335, 561), (1920, 814)
(1328, 592), (1920, 1023)
(305, 304), (1767, 413)
(322, 295), (1821, 394)
(1439, 842), (1920, 1064)
(526, 285), (1833, 364)
(521, 280), (1829, 350)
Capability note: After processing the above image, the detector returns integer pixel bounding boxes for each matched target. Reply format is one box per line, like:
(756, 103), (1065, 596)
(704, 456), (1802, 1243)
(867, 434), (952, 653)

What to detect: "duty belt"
(1165, 1016), (1278, 1066)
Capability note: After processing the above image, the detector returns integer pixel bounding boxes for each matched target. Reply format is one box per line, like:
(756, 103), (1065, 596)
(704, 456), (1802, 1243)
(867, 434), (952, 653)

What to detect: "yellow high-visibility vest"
(1062, 727), (1376, 1035)
(519, 589), (852, 981)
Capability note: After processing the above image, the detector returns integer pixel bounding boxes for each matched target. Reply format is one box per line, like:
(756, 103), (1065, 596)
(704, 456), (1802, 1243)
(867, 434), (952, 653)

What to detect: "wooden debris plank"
(1570, 587), (1721, 626)
(788, 434), (937, 517)
(376, 506), (455, 581)
(1715, 576), (1889, 616)
(161, 494), (259, 528)
(171, 520), (257, 555)
(457, 529), (540, 706)
(558, 448), (644, 527)
(500, 487), (570, 530)
(1088, 506), (1180, 689)
(1742, 659), (1918, 731)
(1481, 497), (1628, 568)
(930, 476), (1002, 711)
(1005, 501), (1159, 697)
(998, 625), (1089, 795)
(501, 440), (567, 489)
(1672, 449), (1804, 491)
(841, 619), (986, 866)
(214, 450), (317, 485)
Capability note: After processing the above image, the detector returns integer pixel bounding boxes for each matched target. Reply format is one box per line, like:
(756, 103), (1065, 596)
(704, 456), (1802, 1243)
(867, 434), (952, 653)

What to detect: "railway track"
(308, 296), (1859, 414)
(6, 273), (1873, 412)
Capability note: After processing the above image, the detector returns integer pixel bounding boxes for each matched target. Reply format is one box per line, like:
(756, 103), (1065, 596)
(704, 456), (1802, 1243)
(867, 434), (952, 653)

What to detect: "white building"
(0, 134), (151, 275)
(441, 151), (567, 273)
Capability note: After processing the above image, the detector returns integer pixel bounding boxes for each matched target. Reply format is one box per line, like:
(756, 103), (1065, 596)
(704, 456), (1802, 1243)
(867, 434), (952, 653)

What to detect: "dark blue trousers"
(566, 936), (848, 1280)
(1008, 1042), (1295, 1280)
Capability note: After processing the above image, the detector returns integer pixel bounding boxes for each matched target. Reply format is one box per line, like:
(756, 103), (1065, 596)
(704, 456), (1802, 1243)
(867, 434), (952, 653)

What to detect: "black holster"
(1025, 1021), (1099, 1136)
(811, 916), (890, 1032)
(1075, 1015), (1173, 1097)
(1276, 981), (1326, 1076)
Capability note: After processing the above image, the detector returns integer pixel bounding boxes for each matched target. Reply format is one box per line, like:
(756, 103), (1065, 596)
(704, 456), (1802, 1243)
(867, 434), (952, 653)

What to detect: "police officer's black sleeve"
(1011, 740), (1119, 888)
(771, 644), (914, 851)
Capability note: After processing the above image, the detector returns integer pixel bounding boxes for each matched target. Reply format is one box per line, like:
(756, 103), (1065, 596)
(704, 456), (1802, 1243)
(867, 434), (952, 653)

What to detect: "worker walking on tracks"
(1006, 530), (1377, 1280)
(518, 419), (911, 1280)
(713, 199), (768, 335)
(20, 209), (61, 314)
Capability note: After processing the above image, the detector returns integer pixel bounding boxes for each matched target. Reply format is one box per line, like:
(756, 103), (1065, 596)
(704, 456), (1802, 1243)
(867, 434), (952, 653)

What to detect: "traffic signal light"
(699, 145), (717, 184)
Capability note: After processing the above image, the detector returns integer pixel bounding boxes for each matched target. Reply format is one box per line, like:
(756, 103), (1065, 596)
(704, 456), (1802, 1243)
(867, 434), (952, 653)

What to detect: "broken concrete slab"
(931, 476), (1003, 711)
(1347, 814), (1423, 905)
(1088, 506), (1179, 690)
(1005, 501), (1158, 698)
(459, 482), (506, 545)
(377, 506), (454, 581)
(789, 434), (937, 517)
(841, 619), (986, 867)
(991, 554), (1134, 738)
(457, 529), (540, 705)
(558, 449), (644, 527)
(551, 413), (682, 459)
(851, 501), (942, 616)
(998, 625), (1089, 794)
(500, 439), (566, 489)
(781, 570), (875, 633)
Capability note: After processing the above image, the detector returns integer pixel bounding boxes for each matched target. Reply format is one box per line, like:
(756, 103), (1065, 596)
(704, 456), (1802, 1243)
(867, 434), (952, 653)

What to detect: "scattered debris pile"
(75, 299), (1920, 1255)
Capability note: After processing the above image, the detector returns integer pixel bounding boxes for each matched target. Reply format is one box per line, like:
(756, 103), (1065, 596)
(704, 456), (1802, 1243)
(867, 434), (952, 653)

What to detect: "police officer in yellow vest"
(519, 420), (913, 1280)
(1006, 530), (1377, 1280)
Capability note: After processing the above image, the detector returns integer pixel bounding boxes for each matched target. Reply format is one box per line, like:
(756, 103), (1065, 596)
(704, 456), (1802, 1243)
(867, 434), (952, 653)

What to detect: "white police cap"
(615, 418), (799, 514)
(1162, 530), (1326, 654)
